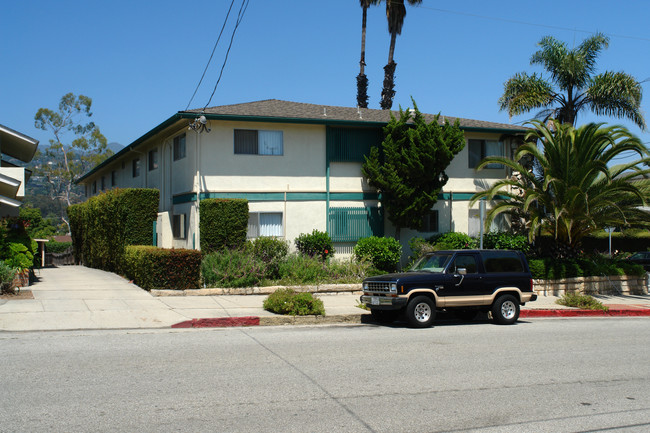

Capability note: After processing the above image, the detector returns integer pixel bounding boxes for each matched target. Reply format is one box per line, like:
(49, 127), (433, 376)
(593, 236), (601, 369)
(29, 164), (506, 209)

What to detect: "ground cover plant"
(556, 292), (609, 311)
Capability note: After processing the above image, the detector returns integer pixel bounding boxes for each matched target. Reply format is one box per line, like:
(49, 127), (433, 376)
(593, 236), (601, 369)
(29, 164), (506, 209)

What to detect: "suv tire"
(492, 295), (520, 325)
(406, 296), (436, 328)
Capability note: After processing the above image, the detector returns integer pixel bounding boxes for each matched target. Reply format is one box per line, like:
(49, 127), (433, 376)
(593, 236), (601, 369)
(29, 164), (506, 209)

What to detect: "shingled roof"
(78, 99), (527, 183)
(184, 99), (527, 132)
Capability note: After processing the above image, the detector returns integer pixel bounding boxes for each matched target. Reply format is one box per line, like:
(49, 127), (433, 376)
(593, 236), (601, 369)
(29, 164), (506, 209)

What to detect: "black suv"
(360, 249), (537, 327)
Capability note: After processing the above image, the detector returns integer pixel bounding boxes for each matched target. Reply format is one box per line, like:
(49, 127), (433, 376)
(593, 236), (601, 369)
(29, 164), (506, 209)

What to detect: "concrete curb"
(520, 308), (650, 318)
(170, 309), (650, 328)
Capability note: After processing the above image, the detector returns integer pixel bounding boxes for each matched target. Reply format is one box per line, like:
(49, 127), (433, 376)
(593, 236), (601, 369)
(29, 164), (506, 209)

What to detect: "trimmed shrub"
(263, 288), (325, 316)
(67, 188), (159, 272)
(528, 256), (644, 279)
(482, 231), (530, 252)
(124, 246), (201, 291)
(201, 248), (266, 288)
(295, 230), (334, 260)
(430, 232), (477, 250)
(353, 236), (401, 273)
(199, 199), (248, 254)
(45, 241), (72, 254)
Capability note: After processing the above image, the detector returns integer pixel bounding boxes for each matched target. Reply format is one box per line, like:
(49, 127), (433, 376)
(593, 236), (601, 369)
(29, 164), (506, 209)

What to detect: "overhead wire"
(203, 0), (250, 111)
(185, 0), (237, 111)
(418, 5), (650, 43)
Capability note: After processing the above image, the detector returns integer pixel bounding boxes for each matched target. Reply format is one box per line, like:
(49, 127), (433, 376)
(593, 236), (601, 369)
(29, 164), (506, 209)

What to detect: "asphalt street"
(1, 318), (648, 432)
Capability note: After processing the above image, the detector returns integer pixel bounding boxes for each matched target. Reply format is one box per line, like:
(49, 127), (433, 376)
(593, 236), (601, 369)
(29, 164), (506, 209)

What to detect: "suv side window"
(482, 251), (525, 273)
(449, 255), (478, 274)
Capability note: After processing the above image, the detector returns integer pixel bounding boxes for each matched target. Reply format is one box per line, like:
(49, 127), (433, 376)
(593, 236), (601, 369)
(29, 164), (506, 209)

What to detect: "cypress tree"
(362, 99), (465, 240)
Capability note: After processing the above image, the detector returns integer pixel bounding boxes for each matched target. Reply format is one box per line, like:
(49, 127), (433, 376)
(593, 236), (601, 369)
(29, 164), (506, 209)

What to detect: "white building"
(78, 100), (526, 256)
(0, 124), (39, 216)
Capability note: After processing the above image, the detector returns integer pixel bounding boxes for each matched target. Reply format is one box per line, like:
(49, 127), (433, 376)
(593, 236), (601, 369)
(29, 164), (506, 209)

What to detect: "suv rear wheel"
(492, 295), (520, 325)
(406, 296), (436, 328)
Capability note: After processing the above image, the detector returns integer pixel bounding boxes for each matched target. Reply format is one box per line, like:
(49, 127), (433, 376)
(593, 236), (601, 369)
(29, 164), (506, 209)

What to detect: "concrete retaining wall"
(534, 275), (648, 296)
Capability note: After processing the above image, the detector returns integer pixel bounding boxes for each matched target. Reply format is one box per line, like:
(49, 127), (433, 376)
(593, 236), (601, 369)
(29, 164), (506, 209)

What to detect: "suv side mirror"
(456, 267), (467, 275)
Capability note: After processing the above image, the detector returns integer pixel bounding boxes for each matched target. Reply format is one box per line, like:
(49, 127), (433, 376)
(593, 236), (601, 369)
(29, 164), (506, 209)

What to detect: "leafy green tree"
(19, 207), (57, 239)
(499, 33), (645, 129)
(471, 120), (650, 251)
(362, 100), (465, 240)
(356, 0), (381, 108)
(34, 93), (112, 230)
(380, 0), (422, 110)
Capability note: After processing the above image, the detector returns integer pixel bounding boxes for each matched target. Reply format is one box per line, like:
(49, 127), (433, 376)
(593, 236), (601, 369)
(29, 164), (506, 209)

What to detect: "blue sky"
(2, 0), (649, 153)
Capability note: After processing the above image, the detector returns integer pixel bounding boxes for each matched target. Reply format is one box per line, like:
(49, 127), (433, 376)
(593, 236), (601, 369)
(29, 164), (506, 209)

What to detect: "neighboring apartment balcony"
(0, 167), (25, 207)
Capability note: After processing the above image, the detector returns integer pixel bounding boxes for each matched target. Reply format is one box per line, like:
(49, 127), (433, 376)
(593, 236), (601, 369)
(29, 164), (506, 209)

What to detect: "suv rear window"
(480, 251), (524, 273)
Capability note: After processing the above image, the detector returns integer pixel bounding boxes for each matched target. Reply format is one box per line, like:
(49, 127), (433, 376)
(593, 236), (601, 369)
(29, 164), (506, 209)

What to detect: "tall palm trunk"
(356, 3), (370, 108)
(380, 30), (398, 109)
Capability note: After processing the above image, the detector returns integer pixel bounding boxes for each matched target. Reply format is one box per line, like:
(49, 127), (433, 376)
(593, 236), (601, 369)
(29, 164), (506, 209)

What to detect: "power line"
(203, 0), (250, 111)
(419, 5), (650, 43)
(185, 0), (237, 111)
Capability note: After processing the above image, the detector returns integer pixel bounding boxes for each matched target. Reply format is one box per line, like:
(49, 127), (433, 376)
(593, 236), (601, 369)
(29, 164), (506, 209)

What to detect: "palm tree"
(380, 0), (422, 110)
(471, 120), (650, 250)
(357, 0), (381, 108)
(499, 33), (646, 130)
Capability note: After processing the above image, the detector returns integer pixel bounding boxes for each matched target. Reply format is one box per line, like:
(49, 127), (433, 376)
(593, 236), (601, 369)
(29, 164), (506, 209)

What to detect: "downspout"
(326, 160), (330, 234)
(449, 191), (454, 232)
(194, 131), (201, 250)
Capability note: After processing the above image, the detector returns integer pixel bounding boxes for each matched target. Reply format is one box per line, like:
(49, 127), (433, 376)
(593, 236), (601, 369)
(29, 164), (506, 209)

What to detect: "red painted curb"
(172, 316), (260, 328)
(521, 309), (650, 318)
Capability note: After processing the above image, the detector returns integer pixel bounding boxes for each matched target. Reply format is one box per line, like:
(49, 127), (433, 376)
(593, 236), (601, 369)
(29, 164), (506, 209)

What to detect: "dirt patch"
(0, 290), (34, 300)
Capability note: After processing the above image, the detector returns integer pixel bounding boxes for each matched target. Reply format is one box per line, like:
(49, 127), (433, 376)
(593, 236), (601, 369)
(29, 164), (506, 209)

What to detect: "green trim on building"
(194, 191), (380, 203)
(173, 193), (197, 204)
(169, 191), (508, 205)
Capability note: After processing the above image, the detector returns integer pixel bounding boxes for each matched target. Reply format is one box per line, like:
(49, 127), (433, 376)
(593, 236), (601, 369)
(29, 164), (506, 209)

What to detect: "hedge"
(124, 246), (201, 291)
(68, 188), (159, 272)
(535, 234), (650, 254)
(199, 198), (248, 254)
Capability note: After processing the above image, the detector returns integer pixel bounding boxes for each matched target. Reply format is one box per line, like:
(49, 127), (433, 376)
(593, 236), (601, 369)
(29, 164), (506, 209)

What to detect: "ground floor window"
(247, 212), (283, 238)
(421, 210), (439, 233)
(173, 213), (186, 239)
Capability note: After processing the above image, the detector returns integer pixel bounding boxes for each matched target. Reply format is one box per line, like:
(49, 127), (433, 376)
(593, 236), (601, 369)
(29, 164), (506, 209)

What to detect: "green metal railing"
(328, 207), (383, 242)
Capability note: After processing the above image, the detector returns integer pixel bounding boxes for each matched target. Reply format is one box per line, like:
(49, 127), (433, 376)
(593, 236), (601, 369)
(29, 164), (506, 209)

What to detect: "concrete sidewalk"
(0, 266), (649, 331)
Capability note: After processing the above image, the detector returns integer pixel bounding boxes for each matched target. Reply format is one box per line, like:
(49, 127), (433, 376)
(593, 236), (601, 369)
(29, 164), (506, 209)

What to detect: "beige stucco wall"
(197, 122), (326, 192)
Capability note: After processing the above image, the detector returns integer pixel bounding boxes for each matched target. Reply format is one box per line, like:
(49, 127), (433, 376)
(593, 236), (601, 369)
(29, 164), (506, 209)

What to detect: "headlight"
(390, 283), (397, 293)
(363, 282), (368, 291)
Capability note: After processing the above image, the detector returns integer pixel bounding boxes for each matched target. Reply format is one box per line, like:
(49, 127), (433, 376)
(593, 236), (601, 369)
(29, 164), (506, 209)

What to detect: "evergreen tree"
(362, 100), (465, 240)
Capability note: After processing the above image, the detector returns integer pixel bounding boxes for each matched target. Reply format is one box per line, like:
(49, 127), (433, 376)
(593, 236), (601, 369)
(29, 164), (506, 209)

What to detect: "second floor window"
(149, 148), (158, 170)
(173, 134), (186, 161)
(235, 129), (283, 155)
(468, 139), (504, 169)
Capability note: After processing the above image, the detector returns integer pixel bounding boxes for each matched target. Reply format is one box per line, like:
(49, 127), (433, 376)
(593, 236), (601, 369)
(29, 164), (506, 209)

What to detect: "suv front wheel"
(492, 295), (520, 325)
(406, 296), (436, 328)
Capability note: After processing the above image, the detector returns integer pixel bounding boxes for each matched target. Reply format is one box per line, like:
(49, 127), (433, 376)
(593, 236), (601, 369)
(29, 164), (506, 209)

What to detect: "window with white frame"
(234, 129), (283, 155)
(172, 213), (186, 239)
(173, 134), (186, 161)
(468, 139), (504, 169)
(247, 212), (283, 238)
